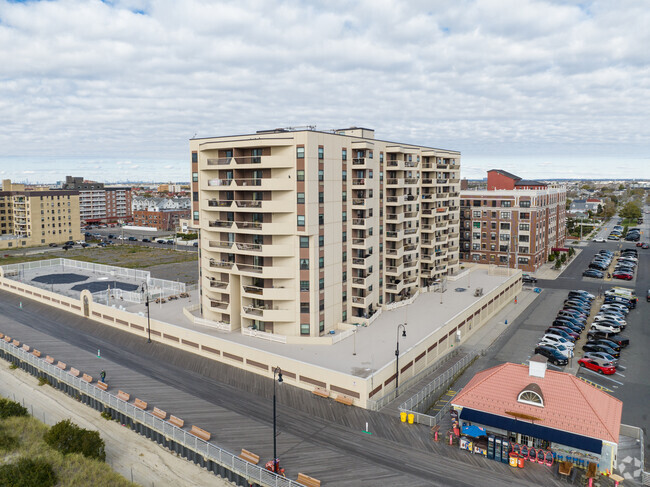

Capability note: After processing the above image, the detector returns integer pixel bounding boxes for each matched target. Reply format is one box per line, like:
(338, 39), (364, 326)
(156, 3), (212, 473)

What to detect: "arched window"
(517, 383), (544, 407)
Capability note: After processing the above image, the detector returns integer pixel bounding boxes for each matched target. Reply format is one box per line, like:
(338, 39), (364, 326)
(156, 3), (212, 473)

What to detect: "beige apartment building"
(460, 170), (566, 272)
(191, 127), (461, 338)
(0, 179), (82, 250)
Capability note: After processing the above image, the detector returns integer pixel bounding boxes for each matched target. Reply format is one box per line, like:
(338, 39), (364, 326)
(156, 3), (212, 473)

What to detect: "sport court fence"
(0, 338), (303, 487)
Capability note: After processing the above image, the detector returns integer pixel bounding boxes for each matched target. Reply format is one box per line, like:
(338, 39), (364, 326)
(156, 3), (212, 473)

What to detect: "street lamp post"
(395, 324), (407, 390)
(273, 367), (283, 474)
(141, 282), (151, 343)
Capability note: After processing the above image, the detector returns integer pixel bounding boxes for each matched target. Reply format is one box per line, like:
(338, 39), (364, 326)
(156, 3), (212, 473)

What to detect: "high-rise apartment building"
(62, 176), (132, 224)
(0, 179), (82, 249)
(460, 170), (566, 272)
(191, 127), (461, 338)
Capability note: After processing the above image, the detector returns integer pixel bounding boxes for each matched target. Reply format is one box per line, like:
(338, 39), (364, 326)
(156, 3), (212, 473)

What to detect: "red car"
(636, 242), (644, 247)
(612, 271), (633, 280)
(578, 358), (616, 375)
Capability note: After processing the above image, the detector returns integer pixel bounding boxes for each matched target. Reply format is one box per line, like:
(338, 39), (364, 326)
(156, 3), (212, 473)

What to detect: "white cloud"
(0, 0), (648, 181)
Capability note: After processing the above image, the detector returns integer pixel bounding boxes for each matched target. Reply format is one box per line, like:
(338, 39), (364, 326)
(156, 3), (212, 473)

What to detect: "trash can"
(400, 412), (407, 423)
(518, 456), (525, 468)
(509, 453), (518, 468)
(407, 413), (414, 424)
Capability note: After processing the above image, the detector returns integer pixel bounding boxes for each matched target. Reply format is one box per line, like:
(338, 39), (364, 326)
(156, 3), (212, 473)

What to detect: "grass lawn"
(0, 415), (134, 487)
(0, 245), (197, 269)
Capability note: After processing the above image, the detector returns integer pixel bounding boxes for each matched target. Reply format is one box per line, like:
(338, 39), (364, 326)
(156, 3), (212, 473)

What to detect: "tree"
(618, 184), (625, 191)
(554, 259), (562, 270)
(596, 204), (603, 215)
(620, 201), (641, 220)
(44, 419), (106, 461)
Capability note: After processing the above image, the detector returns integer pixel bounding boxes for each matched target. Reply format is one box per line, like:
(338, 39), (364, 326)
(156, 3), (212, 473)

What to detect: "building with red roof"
(451, 357), (622, 473)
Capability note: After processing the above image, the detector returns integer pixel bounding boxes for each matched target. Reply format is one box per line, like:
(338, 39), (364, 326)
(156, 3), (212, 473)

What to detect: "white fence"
(194, 316), (232, 332)
(0, 339), (302, 487)
(331, 328), (355, 344)
(242, 327), (287, 344)
(92, 288), (144, 305)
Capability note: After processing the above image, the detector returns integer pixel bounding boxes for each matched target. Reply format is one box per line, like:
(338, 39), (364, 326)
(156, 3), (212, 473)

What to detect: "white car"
(573, 290), (596, 300)
(590, 323), (622, 333)
(537, 342), (573, 358)
(541, 334), (575, 348)
(600, 304), (629, 315)
(593, 237), (606, 243)
(76, 240), (85, 245)
(594, 314), (626, 326)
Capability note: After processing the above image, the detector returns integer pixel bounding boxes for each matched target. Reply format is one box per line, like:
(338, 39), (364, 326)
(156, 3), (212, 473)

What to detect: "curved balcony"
(242, 285), (294, 301)
(236, 263), (293, 279)
(234, 178), (292, 191)
(242, 305), (293, 322)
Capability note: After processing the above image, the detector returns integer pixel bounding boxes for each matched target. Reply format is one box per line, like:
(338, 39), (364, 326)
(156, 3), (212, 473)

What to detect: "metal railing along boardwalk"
(0, 339), (302, 487)
(397, 351), (478, 427)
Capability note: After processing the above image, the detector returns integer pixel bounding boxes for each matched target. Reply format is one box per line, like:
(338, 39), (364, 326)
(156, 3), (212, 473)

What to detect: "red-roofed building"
(451, 357), (622, 473)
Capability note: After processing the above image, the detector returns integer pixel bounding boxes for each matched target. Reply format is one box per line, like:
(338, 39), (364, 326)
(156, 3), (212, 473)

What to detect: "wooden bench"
(3, 336), (10, 343)
(116, 390), (130, 402)
(335, 394), (354, 406)
(238, 449), (260, 465)
(82, 373), (93, 383)
(296, 473), (321, 487)
(69, 367), (80, 377)
(169, 415), (184, 428)
(96, 381), (108, 391)
(56, 361), (66, 370)
(45, 355), (55, 364)
(32, 349), (41, 358)
(152, 407), (167, 420)
(134, 398), (148, 410)
(21, 344), (30, 352)
(12, 340), (19, 347)
(312, 387), (330, 399)
(189, 425), (211, 441)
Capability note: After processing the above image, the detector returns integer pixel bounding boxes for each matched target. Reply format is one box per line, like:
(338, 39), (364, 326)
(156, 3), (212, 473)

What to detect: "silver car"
(583, 352), (618, 366)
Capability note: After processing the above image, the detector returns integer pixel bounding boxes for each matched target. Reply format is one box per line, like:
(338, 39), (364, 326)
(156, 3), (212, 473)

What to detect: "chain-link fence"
(0, 339), (301, 487)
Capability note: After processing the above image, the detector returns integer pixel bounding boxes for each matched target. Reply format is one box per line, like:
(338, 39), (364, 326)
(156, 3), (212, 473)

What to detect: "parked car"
(590, 322), (622, 334)
(583, 352), (618, 367)
(166, 239), (175, 244)
(587, 338), (621, 352)
(586, 332), (629, 348)
(142, 238), (151, 243)
(593, 237), (606, 243)
(642, 243), (649, 249)
(156, 239), (166, 244)
(80, 243), (89, 248)
(522, 274), (537, 283)
(578, 358), (616, 375)
(534, 346), (568, 366)
(48, 243), (58, 247)
(572, 290), (595, 300)
(546, 326), (579, 340)
(583, 269), (604, 279)
(128, 236), (138, 241)
(540, 334), (575, 348)
(537, 342), (573, 358)
(600, 304), (629, 315)
(582, 343), (620, 358)
(108, 234), (115, 239)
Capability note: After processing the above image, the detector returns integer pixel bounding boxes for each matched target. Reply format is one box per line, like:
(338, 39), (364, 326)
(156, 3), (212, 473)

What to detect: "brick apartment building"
(132, 209), (189, 231)
(460, 170), (566, 272)
(62, 176), (132, 224)
(191, 126), (461, 337)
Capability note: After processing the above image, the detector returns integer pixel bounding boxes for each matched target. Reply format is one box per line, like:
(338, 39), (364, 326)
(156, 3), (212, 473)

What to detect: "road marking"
(581, 368), (624, 385)
(615, 372), (625, 377)
(576, 376), (614, 392)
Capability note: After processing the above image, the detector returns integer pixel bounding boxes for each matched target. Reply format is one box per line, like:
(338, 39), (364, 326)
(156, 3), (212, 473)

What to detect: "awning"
(462, 424), (486, 437)
(459, 408), (602, 454)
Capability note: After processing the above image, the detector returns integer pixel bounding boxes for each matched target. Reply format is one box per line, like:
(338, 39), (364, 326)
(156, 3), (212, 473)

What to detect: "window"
(501, 211), (510, 219)
(300, 259), (309, 269)
(342, 170), (347, 181)
(319, 299), (325, 311)
(297, 192), (305, 204)
(342, 231), (347, 242)
(473, 232), (480, 239)
(319, 278), (324, 290)
(342, 149), (347, 161)
(319, 320), (325, 333)
(473, 222), (481, 228)
(491, 222), (496, 229)
(297, 147), (305, 158)
(191, 152), (197, 163)
(342, 271), (347, 282)
(519, 246), (529, 254)
(369, 170), (373, 179)
(297, 170), (305, 181)
(342, 310), (347, 321)
(519, 223), (530, 231)
(300, 280), (309, 291)
(473, 210), (481, 218)
(379, 153), (384, 163)
(518, 257), (529, 264)
(193, 211), (199, 221)
(472, 243), (480, 250)
(300, 236), (309, 248)
(520, 212), (530, 220)
(342, 251), (347, 261)
(341, 191), (346, 202)
(319, 235), (324, 247)
(500, 234), (510, 241)
(520, 200), (531, 208)
(318, 147), (324, 160)
(500, 222), (510, 230)
(300, 302), (310, 313)
(501, 200), (511, 207)
(319, 214), (324, 225)
(342, 211), (347, 222)
(297, 215), (305, 226)
(318, 169), (324, 181)
(519, 235), (529, 242)
(300, 323), (310, 335)
(491, 233), (496, 240)
(192, 172), (198, 182)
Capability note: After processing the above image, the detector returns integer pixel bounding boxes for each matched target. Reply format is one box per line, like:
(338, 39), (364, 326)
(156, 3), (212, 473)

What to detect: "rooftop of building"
(452, 362), (622, 444)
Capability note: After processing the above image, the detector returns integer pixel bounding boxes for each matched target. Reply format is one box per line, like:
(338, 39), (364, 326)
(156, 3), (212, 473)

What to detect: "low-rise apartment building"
(191, 127), (461, 338)
(460, 170), (566, 272)
(0, 179), (82, 249)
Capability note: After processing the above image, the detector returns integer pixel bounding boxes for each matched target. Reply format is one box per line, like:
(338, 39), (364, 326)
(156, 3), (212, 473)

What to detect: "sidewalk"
(532, 247), (583, 280)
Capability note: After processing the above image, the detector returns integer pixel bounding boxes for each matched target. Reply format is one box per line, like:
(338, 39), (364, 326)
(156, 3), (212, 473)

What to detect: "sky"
(0, 0), (649, 183)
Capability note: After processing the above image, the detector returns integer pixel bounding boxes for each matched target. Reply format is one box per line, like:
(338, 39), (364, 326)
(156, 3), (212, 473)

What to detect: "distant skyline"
(1, 0), (649, 182)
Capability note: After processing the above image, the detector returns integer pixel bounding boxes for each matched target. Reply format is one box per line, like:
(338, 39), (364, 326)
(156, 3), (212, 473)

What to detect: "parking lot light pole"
(395, 324), (407, 390)
(273, 367), (283, 473)
(141, 282), (151, 343)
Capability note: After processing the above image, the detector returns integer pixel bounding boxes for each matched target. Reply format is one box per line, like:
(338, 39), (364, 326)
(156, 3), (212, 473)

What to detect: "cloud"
(0, 0), (648, 182)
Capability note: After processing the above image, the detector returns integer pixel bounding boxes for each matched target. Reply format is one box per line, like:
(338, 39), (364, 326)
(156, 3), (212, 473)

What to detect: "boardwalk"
(0, 291), (574, 487)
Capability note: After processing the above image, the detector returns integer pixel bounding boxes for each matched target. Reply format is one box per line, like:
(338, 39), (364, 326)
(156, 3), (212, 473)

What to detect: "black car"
(582, 343), (620, 358)
(522, 274), (537, 283)
(557, 315), (586, 327)
(587, 331), (629, 347)
(80, 243), (89, 248)
(589, 263), (608, 271)
(48, 243), (58, 247)
(587, 338), (621, 352)
(534, 346), (568, 366)
(553, 320), (583, 333)
(128, 236), (138, 241)
(545, 327), (577, 341)
(142, 238), (151, 243)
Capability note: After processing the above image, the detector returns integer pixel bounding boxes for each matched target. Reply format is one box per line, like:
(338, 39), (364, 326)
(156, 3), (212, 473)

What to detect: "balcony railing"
(351, 296), (366, 305)
(209, 259), (234, 269)
(352, 158), (366, 165)
(405, 178), (419, 184)
(352, 277), (367, 286)
(207, 179), (233, 186)
(237, 221), (262, 230)
(208, 200), (233, 207)
(236, 242), (262, 251)
(352, 178), (366, 186)
(208, 220), (234, 228)
(208, 240), (233, 249)
(235, 156), (262, 164)
(235, 178), (262, 187)
(235, 200), (262, 208)
(209, 300), (230, 310)
(237, 263), (263, 274)
(404, 228), (417, 235)
(208, 279), (229, 289)
(351, 238), (366, 245)
(242, 285), (264, 295)
(207, 158), (233, 166)
(352, 198), (365, 206)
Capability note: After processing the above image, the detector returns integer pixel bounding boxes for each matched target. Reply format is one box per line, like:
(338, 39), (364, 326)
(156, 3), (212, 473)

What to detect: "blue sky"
(1, 0), (649, 183)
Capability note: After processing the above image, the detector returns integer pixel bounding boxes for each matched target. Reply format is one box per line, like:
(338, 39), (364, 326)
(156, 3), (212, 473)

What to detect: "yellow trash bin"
(400, 412), (407, 423)
(408, 413), (414, 424)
